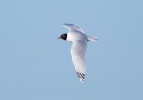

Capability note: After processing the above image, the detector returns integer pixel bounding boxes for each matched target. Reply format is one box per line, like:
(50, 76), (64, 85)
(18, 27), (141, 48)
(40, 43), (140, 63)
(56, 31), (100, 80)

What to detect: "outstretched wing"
(63, 23), (84, 33)
(71, 40), (87, 82)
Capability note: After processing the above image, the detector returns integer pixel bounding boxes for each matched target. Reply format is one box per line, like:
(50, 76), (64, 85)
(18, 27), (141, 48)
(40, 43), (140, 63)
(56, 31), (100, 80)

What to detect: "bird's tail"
(87, 36), (98, 42)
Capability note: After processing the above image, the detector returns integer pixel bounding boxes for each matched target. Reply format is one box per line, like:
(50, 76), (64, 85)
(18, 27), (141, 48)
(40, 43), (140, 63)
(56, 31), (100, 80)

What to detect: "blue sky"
(0, 0), (143, 100)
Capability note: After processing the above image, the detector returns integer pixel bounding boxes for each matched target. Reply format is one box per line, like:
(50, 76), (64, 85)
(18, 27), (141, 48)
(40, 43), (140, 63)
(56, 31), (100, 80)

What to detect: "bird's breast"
(66, 32), (87, 42)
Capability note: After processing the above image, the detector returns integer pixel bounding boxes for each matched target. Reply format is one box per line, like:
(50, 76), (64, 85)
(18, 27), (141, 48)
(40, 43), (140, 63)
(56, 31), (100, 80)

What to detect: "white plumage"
(58, 23), (98, 82)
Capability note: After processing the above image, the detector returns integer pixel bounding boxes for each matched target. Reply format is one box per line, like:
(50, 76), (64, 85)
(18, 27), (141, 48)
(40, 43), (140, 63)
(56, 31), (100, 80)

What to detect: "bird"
(58, 23), (98, 82)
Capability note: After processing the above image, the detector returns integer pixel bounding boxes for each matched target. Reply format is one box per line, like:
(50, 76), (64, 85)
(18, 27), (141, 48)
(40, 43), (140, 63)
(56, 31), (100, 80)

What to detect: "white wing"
(71, 40), (87, 82)
(63, 23), (84, 33)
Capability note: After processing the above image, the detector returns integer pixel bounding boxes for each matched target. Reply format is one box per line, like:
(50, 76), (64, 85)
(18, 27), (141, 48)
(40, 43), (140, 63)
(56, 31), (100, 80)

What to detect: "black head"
(58, 33), (67, 40)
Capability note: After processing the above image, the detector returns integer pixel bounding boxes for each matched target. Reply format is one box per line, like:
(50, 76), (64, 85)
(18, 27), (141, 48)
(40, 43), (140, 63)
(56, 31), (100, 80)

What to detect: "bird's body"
(66, 32), (87, 42)
(58, 23), (98, 82)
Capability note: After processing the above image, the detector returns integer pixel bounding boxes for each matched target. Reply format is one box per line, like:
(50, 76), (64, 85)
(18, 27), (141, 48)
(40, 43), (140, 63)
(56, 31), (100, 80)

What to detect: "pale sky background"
(0, 0), (143, 100)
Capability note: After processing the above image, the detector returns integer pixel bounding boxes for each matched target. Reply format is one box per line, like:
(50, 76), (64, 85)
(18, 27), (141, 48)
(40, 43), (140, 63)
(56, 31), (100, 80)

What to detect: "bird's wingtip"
(63, 23), (74, 26)
(79, 78), (85, 82)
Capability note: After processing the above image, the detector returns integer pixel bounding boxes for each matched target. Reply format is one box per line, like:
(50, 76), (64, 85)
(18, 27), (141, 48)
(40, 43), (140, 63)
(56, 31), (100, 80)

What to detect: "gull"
(58, 23), (98, 82)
